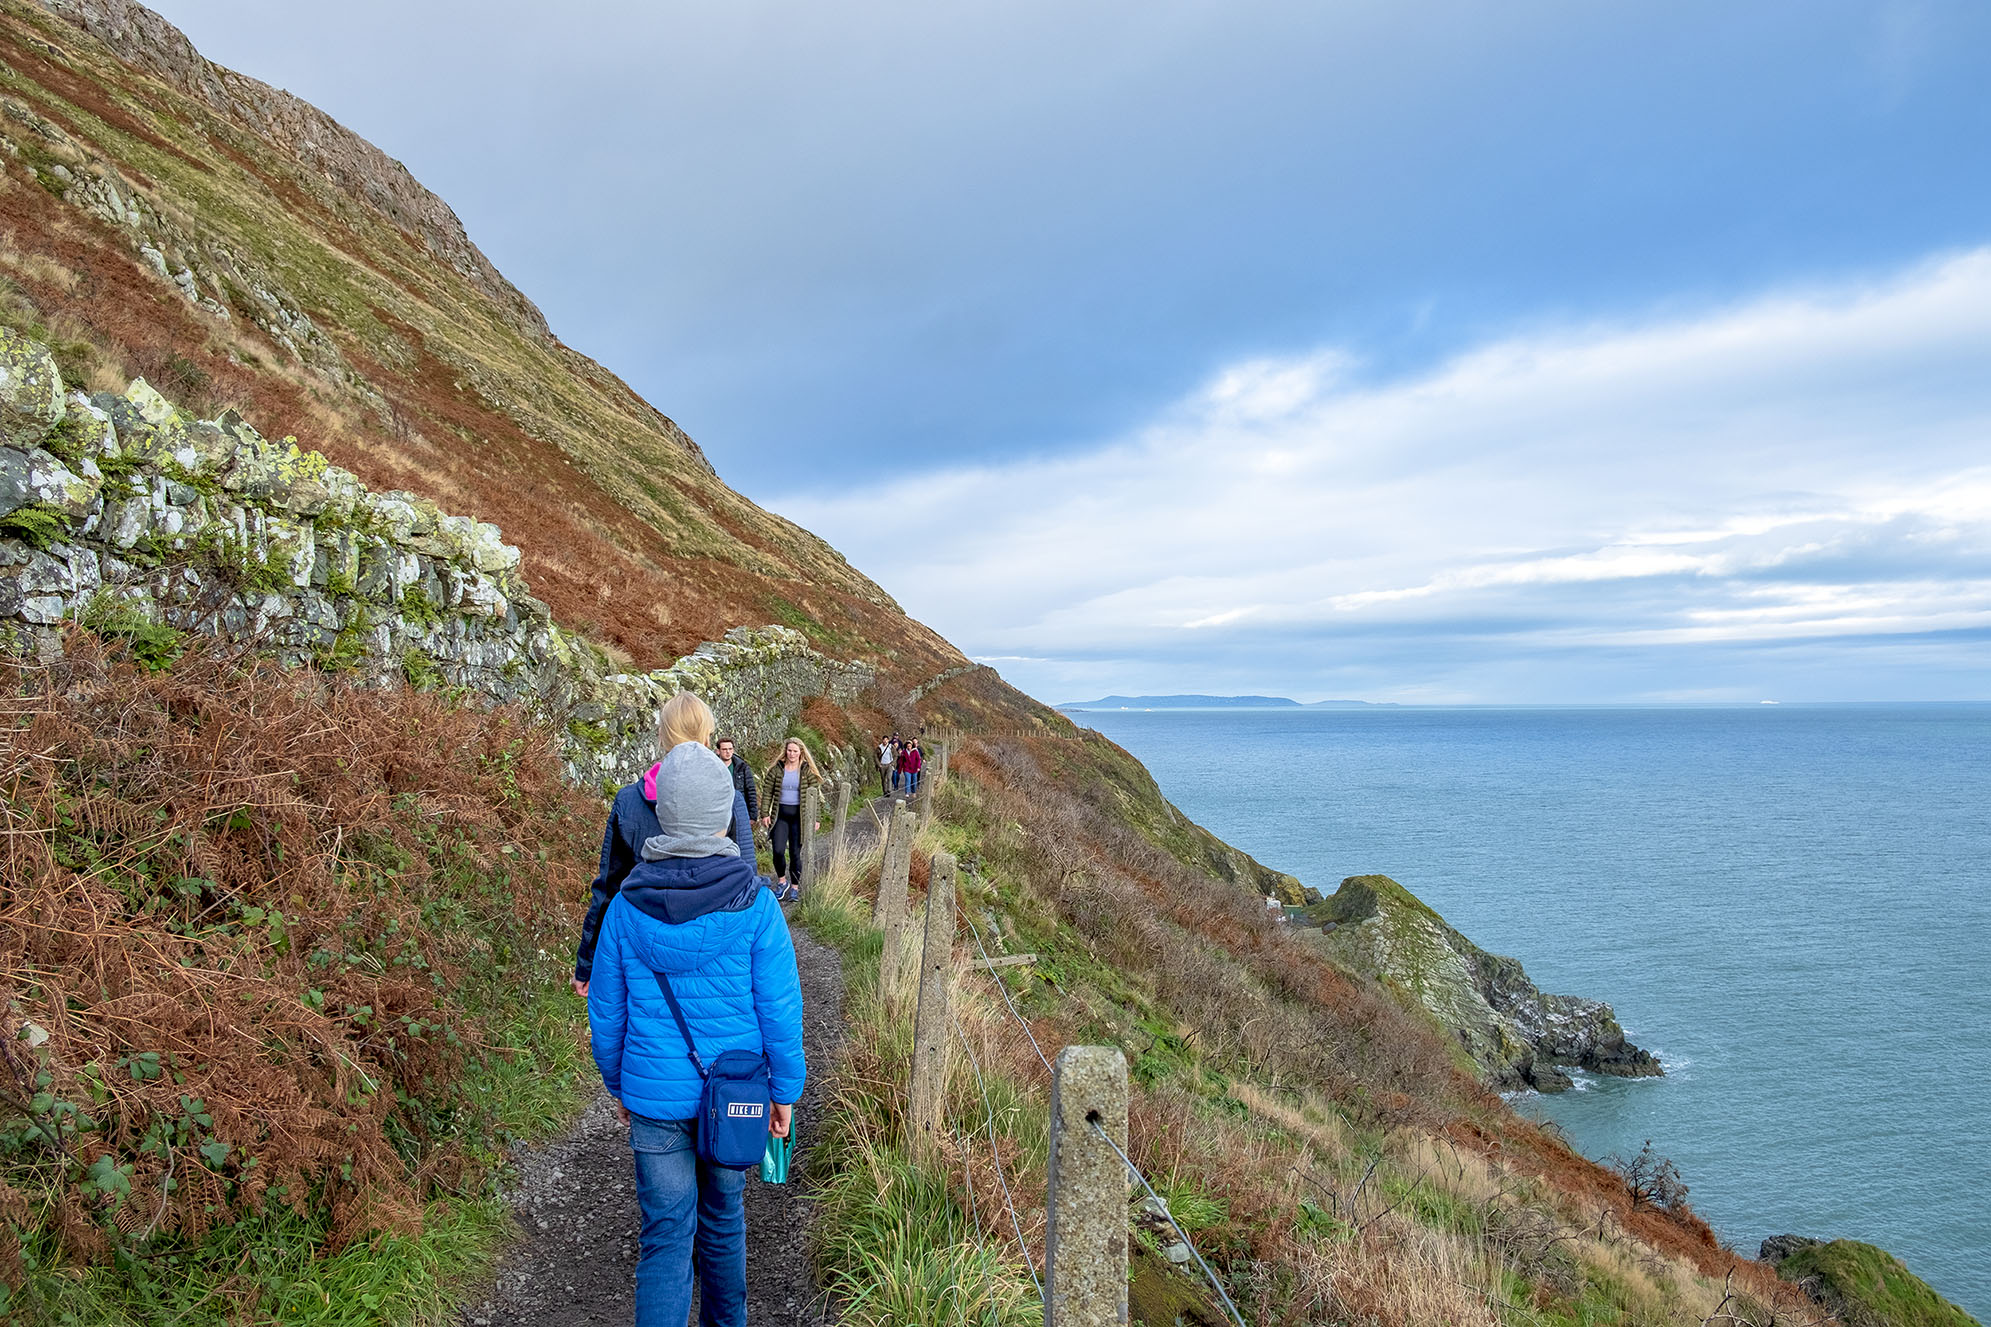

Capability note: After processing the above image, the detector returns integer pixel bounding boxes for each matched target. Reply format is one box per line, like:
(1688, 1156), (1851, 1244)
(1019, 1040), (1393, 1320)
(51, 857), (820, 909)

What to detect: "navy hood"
(620, 851), (763, 927)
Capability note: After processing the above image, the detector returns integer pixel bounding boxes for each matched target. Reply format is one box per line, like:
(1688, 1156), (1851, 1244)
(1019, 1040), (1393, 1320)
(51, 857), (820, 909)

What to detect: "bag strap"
(650, 970), (707, 1079)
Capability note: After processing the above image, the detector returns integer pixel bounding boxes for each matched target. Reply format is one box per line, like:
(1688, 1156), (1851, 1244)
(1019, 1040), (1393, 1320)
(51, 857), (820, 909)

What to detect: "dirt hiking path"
(460, 923), (845, 1327)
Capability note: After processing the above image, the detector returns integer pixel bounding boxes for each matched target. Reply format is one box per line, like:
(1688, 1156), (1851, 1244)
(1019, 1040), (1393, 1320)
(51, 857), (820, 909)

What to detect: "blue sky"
(157, 1), (1991, 702)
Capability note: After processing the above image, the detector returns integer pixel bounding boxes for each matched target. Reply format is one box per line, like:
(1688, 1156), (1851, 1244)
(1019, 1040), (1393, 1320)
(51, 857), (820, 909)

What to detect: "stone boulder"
(1305, 874), (1662, 1093)
(0, 327), (65, 447)
(0, 447), (101, 520)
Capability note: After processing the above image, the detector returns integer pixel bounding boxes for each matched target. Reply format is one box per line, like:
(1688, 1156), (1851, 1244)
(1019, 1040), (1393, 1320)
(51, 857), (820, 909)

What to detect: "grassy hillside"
(1773, 1241), (1980, 1327)
(0, 0), (959, 683)
(792, 715), (1838, 1326)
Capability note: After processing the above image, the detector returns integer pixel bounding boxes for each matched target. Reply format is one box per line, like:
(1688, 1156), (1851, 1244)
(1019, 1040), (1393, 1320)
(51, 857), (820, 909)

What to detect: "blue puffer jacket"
(587, 853), (806, 1120)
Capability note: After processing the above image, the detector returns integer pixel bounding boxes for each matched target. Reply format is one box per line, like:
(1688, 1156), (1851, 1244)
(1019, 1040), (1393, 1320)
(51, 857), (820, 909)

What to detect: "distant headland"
(1056, 694), (1398, 710)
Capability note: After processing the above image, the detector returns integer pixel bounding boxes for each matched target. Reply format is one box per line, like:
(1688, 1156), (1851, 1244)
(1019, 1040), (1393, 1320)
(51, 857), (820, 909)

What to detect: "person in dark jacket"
(574, 695), (751, 997)
(715, 738), (758, 848)
(589, 713), (805, 1327)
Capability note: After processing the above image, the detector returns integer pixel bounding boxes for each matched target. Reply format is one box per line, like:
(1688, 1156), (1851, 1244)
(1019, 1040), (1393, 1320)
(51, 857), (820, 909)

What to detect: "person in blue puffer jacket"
(589, 694), (805, 1327)
(572, 697), (754, 998)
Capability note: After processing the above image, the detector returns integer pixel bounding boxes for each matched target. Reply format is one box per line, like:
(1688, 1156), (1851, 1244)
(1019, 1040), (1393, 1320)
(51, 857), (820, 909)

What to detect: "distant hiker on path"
(716, 737), (758, 849)
(877, 735), (895, 796)
(586, 693), (805, 1327)
(899, 738), (923, 798)
(574, 693), (732, 997)
(760, 737), (823, 902)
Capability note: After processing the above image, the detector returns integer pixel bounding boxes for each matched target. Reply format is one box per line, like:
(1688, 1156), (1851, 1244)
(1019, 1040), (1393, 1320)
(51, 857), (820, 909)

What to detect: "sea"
(1073, 704), (1990, 1317)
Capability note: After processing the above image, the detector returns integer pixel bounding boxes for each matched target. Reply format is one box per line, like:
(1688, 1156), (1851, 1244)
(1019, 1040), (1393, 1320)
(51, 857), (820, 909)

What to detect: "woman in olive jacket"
(758, 738), (823, 901)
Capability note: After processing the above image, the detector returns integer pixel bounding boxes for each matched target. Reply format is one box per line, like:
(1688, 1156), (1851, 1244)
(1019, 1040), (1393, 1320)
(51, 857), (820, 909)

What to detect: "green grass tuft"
(1778, 1240), (1981, 1327)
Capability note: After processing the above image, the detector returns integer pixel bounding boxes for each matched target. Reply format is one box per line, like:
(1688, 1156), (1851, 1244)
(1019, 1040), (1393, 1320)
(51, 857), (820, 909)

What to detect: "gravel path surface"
(460, 920), (845, 1327)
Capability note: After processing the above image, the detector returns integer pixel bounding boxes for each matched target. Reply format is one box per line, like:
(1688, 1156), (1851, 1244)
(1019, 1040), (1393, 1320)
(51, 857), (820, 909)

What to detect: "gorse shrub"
(0, 631), (600, 1321)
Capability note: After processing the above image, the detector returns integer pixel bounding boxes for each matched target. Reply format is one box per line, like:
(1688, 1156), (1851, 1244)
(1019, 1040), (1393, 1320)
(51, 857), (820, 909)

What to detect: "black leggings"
(770, 805), (804, 884)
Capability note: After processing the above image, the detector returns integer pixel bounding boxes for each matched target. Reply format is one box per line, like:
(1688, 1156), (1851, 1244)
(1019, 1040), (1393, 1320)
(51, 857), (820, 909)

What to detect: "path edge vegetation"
(1, 630), (601, 1326)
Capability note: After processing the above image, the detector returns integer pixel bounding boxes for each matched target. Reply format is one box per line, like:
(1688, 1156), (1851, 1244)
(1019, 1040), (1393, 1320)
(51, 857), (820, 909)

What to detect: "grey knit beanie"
(653, 741), (735, 838)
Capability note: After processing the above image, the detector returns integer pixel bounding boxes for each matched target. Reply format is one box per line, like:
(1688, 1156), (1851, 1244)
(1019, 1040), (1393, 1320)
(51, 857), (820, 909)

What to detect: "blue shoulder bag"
(650, 969), (774, 1169)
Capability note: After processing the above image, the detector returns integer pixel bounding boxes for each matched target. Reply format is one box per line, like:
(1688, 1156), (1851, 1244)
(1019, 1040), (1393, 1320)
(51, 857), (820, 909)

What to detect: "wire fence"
(870, 762), (1248, 1323)
(1087, 1116), (1250, 1327)
(950, 1006), (1046, 1306)
(952, 866), (1248, 1324)
(959, 897), (1054, 1076)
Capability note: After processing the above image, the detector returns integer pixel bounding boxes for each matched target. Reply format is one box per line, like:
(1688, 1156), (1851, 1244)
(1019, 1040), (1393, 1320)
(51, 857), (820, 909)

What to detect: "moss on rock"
(0, 325), (66, 447)
(1767, 1238), (1980, 1327)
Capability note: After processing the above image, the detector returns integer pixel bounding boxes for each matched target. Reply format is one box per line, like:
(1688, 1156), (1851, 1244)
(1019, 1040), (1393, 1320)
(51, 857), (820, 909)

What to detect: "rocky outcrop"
(1306, 874), (1661, 1092)
(1761, 1236), (1980, 1327)
(33, 0), (550, 344)
(0, 328), (871, 787)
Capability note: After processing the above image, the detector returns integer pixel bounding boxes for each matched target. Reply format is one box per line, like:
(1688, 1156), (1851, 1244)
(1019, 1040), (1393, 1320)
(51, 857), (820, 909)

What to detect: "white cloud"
(773, 250), (1991, 701)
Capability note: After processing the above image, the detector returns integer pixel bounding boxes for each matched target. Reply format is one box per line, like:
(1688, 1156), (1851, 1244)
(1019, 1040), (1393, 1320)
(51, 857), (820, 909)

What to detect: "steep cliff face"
(34, 0), (551, 340)
(1306, 874), (1662, 1091)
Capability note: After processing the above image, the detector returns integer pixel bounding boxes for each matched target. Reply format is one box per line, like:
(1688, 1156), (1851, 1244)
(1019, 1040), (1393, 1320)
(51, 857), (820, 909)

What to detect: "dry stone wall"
(0, 327), (871, 788)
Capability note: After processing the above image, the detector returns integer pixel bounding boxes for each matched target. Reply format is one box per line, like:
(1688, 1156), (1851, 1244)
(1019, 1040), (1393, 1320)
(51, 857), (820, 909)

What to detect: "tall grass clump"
(0, 631), (601, 1324)
(794, 836), (1039, 1327)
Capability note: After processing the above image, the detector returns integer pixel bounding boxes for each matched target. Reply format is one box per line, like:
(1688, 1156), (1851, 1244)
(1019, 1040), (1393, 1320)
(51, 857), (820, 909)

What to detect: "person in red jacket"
(899, 738), (924, 798)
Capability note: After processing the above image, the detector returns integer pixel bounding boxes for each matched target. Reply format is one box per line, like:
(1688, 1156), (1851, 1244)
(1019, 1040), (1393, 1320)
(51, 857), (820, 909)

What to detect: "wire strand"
(950, 1006), (1046, 1304)
(951, 1118), (986, 1244)
(958, 883), (1055, 1075)
(1087, 1116), (1250, 1327)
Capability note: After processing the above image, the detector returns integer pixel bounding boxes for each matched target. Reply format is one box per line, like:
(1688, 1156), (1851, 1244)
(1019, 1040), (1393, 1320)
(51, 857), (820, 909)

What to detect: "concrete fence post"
(907, 850), (957, 1164)
(939, 740), (949, 780)
(918, 759), (935, 826)
(800, 785), (821, 884)
(877, 804), (921, 1001)
(1046, 1046), (1130, 1327)
(872, 799), (913, 931)
(831, 778), (852, 867)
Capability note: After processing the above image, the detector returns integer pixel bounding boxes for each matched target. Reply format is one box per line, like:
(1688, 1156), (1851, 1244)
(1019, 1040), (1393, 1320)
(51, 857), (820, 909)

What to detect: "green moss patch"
(1778, 1240), (1981, 1327)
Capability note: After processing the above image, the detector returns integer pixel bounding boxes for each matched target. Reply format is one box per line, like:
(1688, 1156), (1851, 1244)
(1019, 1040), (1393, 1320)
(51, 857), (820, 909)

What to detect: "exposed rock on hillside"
(0, 0), (944, 677)
(35, 0), (549, 340)
(1306, 874), (1661, 1092)
(1761, 1236), (1981, 1327)
(0, 327), (870, 786)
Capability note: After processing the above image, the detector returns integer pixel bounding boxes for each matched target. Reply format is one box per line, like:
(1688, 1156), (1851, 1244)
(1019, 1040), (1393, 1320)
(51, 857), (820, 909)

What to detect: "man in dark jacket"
(715, 738), (758, 846)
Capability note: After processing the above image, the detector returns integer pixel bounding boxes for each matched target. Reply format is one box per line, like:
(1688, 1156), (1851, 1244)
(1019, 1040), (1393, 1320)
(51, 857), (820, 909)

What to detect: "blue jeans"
(905, 770), (920, 796)
(629, 1114), (747, 1327)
